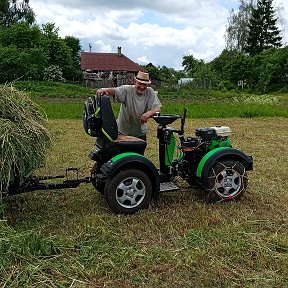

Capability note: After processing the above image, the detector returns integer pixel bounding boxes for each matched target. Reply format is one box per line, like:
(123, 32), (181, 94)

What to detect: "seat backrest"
(83, 96), (101, 137)
(83, 95), (118, 141)
(100, 95), (118, 140)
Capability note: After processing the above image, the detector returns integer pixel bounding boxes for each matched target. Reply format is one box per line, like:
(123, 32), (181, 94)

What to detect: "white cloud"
(93, 40), (112, 53)
(137, 56), (151, 65)
(28, 0), (288, 69)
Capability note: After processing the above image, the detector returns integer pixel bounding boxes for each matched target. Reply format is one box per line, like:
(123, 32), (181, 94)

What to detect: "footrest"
(160, 182), (180, 193)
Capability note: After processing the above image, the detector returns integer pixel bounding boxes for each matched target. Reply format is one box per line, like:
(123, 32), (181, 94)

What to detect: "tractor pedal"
(160, 182), (180, 193)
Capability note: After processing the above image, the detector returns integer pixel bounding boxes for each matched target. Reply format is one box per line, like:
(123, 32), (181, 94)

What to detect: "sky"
(28, 0), (288, 70)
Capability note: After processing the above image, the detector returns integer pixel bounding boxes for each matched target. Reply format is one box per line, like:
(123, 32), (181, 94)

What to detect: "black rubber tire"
(205, 159), (248, 203)
(104, 169), (152, 214)
(91, 163), (105, 194)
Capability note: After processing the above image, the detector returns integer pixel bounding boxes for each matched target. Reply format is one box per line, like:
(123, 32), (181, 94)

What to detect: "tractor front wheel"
(104, 169), (152, 214)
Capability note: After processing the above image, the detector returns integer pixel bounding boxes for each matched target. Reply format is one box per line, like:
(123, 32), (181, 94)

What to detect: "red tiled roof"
(81, 52), (146, 72)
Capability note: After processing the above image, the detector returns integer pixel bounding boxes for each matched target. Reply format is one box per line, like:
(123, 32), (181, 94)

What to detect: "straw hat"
(134, 71), (151, 85)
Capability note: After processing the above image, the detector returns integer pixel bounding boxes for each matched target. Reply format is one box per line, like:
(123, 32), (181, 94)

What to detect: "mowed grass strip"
(38, 100), (288, 119)
(1, 117), (288, 287)
(12, 80), (288, 118)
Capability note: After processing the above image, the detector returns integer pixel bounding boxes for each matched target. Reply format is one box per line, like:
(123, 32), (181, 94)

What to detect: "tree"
(41, 22), (59, 38)
(224, 53), (252, 86)
(0, 22), (41, 48)
(40, 23), (74, 80)
(64, 36), (81, 66)
(159, 66), (175, 81)
(182, 54), (201, 77)
(192, 63), (219, 89)
(0, 23), (48, 82)
(225, 0), (257, 52)
(64, 36), (82, 80)
(0, 46), (47, 82)
(0, 0), (35, 27)
(144, 64), (161, 81)
(249, 47), (288, 92)
(210, 49), (239, 77)
(0, 22), (83, 83)
(245, 0), (282, 55)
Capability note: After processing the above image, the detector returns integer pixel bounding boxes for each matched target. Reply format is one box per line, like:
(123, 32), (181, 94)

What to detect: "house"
(178, 78), (193, 85)
(81, 47), (146, 87)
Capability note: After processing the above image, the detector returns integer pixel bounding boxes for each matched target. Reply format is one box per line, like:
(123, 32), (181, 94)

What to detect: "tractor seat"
(83, 95), (147, 155)
(114, 134), (147, 155)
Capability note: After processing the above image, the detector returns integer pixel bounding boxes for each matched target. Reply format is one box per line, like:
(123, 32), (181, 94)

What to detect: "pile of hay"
(0, 85), (51, 193)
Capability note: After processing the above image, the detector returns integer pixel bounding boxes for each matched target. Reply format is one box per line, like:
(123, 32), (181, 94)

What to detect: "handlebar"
(180, 108), (187, 135)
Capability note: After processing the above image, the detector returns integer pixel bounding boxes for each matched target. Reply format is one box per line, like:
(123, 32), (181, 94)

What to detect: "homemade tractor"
(82, 95), (253, 214)
(6, 94), (253, 214)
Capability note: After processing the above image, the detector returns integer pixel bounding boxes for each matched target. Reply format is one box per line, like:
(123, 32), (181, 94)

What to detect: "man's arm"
(96, 87), (116, 97)
(140, 107), (161, 124)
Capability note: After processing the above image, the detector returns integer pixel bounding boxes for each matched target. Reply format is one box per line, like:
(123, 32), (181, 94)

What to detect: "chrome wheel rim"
(115, 177), (146, 208)
(210, 162), (244, 199)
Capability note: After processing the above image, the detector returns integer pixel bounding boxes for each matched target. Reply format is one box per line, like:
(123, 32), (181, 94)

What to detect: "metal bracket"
(11, 168), (91, 195)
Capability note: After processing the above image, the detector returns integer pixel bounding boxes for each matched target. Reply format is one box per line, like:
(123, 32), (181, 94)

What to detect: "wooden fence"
(83, 78), (133, 88)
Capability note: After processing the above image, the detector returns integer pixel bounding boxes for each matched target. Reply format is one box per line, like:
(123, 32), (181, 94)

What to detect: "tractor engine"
(178, 126), (232, 185)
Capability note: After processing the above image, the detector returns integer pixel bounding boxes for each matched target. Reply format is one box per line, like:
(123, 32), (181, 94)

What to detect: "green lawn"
(11, 80), (288, 119)
(36, 100), (287, 119)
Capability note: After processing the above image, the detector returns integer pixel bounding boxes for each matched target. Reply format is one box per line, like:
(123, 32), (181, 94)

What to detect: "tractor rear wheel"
(205, 159), (248, 203)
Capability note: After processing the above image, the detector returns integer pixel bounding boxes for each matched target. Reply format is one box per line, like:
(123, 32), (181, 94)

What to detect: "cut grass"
(1, 117), (288, 287)
(0, 85), (51, 192)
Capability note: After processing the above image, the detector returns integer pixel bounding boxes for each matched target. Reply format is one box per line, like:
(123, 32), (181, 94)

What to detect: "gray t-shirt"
(114, 85), (162, 137)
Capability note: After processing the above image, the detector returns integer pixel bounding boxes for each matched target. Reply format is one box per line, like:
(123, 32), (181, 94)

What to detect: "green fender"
(196, 147), (253, 179)
(111, 152), (144, 162)
(101, 152), (160, 194)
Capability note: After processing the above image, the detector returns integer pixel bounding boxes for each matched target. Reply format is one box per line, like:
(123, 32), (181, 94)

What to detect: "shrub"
(43, 65), (65, 82)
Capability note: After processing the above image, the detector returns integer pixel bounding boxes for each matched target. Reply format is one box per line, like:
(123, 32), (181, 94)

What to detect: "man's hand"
(96, 89), (106, 96)
(140, 108), (161, 124)
(96, 88), (115, 97)
(140, 111), (152, 124)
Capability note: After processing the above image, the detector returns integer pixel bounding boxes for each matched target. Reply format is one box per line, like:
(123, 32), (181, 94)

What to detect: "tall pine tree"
(245, 0), (282, 55)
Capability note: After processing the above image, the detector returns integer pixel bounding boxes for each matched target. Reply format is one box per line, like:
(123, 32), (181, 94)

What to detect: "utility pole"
(89, 43), (92, 52)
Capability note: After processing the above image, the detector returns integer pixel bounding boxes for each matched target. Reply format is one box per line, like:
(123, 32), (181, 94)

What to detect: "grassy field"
(1, 117), (288, 287)
(12, 80), (288, 118)
(37, 100), (288, 119)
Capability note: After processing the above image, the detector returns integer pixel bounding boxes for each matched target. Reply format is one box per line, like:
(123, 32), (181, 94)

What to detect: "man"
(96, 71), (161, 141)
